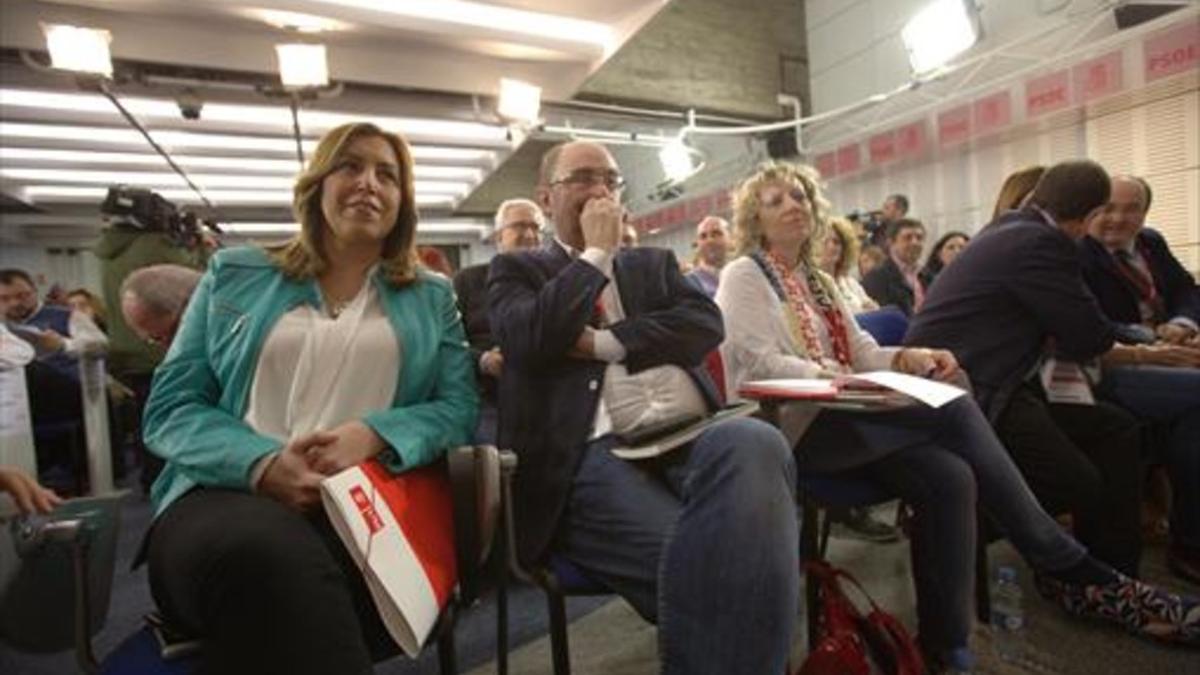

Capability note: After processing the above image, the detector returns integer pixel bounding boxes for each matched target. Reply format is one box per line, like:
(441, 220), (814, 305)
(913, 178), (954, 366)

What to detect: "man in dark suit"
(906, 160), (1144, 576)
(453, 198), (542, 443)
(1081, 175), (1200, 343)
(1080, 175), (1200, 583)
(862, 217), (926, 316)
(488, 141), (799, 674)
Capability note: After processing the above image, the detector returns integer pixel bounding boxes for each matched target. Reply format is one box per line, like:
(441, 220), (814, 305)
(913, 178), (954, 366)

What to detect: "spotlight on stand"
(275, 43), (329, 89)
(41, 23), (113, 78)
(497, 78), (542, 126)
(901, 0), (981, 75)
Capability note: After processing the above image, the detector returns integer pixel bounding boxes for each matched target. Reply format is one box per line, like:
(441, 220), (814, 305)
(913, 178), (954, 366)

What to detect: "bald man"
(488, 140), (798, 674)
(1080, 175), (1200, 584)
(685, 216), (730, 298)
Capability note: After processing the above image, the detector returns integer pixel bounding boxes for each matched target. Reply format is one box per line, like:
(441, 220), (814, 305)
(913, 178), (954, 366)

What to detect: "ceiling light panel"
(0, 88), (510, 146)
(0, 123), (496, 164)
(23, 185), (454, 207)
(0, 148), (483, 180)
(2, 168), (472, 195)
(309, 0), (612, 49)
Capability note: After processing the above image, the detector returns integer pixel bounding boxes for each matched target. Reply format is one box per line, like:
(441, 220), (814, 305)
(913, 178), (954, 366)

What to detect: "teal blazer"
(143, 247), (479, 517)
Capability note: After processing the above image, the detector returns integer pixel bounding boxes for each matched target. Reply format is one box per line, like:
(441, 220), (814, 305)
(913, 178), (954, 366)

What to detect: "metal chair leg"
(436, 604), (458, 675)
(547, 586), (571, 675)
(800, 496), (822, 649)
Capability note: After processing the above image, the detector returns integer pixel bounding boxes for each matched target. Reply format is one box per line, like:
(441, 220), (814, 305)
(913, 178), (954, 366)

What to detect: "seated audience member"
(858, 244), (887, 278)
(819, 216), (879, 313)
(1, 269), (108, 365)
(120, 265), (202, 350)
(0, 465), (62, 515)
(919, 231), (970, 289)
(716, 161), (1200, 668)
(685, 215), (730, 298)
(862, 218), (927, 316)
(488, 141), (800, 675)
(1, 269), (108, 476)
(991, 165), (1046, 220)
(66, 288), (108, 333)
(141, 122), (477, 675)
(1081, 174), (1200, 583)
(454, 198), (543, 443)
(906, 161), (1145, 577)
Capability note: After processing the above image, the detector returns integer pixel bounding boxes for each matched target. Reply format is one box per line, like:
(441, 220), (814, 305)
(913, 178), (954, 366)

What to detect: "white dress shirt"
(557, 239), (710, 439)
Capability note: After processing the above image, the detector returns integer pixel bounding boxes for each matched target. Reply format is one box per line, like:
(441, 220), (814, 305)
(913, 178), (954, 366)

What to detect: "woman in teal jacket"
(142, 122), (477, 675)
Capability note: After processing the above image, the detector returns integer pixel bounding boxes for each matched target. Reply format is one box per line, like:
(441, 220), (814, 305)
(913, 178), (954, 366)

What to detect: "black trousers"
(147, 489), (400, 675)
(994, 383), (1143, 576)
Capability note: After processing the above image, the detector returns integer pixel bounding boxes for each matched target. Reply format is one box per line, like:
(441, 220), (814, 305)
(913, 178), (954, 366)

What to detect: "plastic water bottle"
(990, 565), (1026, 663)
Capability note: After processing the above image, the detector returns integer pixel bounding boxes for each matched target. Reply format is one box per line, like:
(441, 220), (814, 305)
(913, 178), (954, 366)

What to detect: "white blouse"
(833, 275), (878, 314)
(715, 256), (898, 401)
(244, 277), (400, 467)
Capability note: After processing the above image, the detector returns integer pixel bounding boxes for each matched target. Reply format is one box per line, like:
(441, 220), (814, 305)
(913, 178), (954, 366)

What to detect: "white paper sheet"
(848, 371), (967, 409)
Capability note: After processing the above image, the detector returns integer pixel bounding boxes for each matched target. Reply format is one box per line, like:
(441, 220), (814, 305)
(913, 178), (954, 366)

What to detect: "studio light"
(659, 138), (696, 184)
(497, 78), (542, 124)
(42, 24), (114, 77)
(901, 0), (980, 74)
(276, 43), (329, 88)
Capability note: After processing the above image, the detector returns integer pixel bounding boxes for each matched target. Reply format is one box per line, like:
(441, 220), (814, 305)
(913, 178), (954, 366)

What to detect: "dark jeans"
(555, 417), (799, 675)
(798, 396), (1087, 656)
(1096, 364), (1200, 549)
(147, 489), (400, 675)
(994, 383), (1143, 575)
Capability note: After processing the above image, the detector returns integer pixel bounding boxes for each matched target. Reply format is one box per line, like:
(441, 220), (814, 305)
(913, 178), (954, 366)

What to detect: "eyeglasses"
(549, 169), (626, 192)
(760, 186), (810, 208)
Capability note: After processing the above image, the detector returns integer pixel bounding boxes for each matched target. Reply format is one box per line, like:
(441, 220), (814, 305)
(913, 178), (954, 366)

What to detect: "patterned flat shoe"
(1035, 572), (1200, 646)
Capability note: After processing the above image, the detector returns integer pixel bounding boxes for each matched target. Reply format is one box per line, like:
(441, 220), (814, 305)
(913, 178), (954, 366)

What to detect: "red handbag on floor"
(797, 561), (925, 675)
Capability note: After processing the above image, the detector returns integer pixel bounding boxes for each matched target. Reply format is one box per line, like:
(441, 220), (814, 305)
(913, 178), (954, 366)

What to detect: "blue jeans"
(800, 397), (1088, 655)
(1097, 365), (1200, 548)
(556, 417), (799, 675)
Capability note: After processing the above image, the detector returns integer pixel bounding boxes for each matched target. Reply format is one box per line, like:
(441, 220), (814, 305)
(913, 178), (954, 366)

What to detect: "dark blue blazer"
(488, 243), (723, 564)
(1079, 228), (1200, 330)
(862, 257), (916, 317)
(905, 208), (1115, 421)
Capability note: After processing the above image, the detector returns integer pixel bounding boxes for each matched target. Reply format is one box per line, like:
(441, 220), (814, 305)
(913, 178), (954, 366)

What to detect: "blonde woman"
(142, 122), (478, 674)
(818, 216), (878, 313)
(716, 161), (1200, 671)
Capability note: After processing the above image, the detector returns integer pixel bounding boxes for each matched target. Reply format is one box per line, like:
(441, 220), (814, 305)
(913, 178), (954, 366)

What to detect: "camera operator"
(93, 186), (216, 493)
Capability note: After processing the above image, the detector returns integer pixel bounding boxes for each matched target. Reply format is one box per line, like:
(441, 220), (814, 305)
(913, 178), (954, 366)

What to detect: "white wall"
(0, 245), (103, 295)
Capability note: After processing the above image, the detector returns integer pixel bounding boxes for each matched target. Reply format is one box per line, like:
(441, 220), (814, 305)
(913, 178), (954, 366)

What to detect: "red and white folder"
(320, 459), (457, 657)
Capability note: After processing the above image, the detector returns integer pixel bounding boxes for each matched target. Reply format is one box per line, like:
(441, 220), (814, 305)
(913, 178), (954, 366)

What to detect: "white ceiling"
(0, 0), (670, 243)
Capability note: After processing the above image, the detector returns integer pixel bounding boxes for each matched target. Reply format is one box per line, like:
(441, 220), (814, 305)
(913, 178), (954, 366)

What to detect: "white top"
(715, 256), (899, 401)
(566, 241), (709, 439)
(833, 275), (878, 314)
(245, 277), (400, 486)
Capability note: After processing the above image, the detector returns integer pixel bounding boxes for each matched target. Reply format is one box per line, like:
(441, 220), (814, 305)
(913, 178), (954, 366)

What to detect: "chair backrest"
(447, 444), (508, 604)
(853, 308), (909, 347)
(0, 494), (122, 653)
(703, 350), (727, 406)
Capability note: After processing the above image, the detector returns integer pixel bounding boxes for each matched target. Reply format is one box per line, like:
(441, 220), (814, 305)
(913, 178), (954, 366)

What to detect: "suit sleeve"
(1012, 233), (1115, 360)
(1146, 230), (1200, 326)
(861, 267), (895, 309)
(488, 252), (608, 372)
(608, 250), (724, 372)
